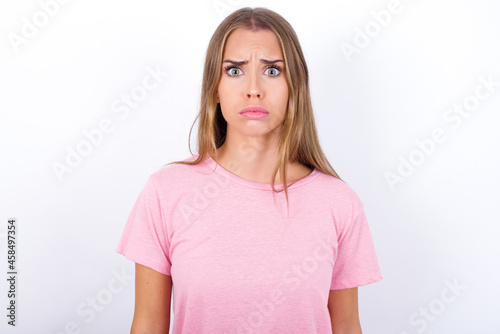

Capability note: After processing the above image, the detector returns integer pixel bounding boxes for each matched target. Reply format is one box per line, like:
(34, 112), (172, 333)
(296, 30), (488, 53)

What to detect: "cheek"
(275, 82), (289, 106)
(217, 79), (232, 101)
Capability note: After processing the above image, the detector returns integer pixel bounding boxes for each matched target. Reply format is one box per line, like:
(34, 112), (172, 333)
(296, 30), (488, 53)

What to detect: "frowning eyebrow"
(223, 58), (284, 66)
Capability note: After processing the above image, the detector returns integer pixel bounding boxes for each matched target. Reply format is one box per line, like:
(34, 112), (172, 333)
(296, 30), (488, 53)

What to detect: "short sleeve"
(116, 173), (171, 276)
(330, 197), (382, 290)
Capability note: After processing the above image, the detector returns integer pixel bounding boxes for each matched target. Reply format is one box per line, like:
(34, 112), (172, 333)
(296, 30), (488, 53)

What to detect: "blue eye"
(265, 65), (282, 76)
(225, 66), (242, 76)
(223, 64), (283, 77)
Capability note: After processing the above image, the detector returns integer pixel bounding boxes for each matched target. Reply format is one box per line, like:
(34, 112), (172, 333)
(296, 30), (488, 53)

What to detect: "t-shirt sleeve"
(115, 173), (172, 276)
(330, 194), (382, 290)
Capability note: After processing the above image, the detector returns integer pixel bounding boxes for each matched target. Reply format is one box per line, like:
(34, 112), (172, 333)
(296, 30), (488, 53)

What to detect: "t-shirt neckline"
(203, 155), (320, 191)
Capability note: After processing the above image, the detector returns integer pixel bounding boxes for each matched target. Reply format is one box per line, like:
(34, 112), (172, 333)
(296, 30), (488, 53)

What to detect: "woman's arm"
(328, 287), (362, 334)
(130, 263), (172, 334)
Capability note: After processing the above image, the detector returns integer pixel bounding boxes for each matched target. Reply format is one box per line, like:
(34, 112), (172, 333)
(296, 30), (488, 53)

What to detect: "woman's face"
(217, 27), (289, 140)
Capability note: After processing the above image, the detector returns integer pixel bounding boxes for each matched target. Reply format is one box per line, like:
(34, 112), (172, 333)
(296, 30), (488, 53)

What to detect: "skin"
(131, 263), (172, 333)
(215, 27), (312, 184)
(130, 27), (362, 334)
(329, 287), (363, 333)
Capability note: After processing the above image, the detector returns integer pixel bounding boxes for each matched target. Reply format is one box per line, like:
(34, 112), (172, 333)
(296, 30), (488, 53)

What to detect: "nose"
(246, 71), (262, 99)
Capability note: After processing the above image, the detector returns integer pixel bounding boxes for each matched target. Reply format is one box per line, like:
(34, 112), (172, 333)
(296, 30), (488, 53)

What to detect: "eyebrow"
(223, 58), (284, 66)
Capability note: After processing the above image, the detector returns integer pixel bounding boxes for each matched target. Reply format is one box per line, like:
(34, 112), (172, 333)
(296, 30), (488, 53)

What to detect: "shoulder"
(313, 171), (365, 218)
(314, 172), (363, 203)
(147, 154), (209, 192)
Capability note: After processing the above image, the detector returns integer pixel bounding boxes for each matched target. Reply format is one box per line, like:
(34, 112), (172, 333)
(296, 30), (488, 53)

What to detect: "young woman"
(117, 7), (382, 334)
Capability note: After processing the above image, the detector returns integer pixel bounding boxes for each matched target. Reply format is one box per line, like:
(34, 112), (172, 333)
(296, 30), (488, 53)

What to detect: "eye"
(265, 65), (282, 77)
(225, 66), (242, 77)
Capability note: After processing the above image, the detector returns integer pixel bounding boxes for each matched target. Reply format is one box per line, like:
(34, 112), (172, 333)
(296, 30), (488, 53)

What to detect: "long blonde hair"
(165, 7), (343, 213)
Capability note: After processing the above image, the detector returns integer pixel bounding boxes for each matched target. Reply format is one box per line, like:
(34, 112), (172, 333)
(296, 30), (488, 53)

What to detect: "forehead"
(223, 28), (283, 58)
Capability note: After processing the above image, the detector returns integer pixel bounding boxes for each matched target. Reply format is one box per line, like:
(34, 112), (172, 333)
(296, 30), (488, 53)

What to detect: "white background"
(1, 0), (499, 333)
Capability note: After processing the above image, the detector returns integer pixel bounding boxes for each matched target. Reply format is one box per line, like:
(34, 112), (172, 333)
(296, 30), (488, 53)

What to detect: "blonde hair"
(166, 7), (343, 214)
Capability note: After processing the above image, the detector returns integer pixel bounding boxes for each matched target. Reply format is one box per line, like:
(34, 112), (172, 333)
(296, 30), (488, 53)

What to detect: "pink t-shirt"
(116, 154), (382, 333)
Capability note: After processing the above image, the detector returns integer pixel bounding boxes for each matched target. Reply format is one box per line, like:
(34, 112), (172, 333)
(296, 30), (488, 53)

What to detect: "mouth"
(239, 105), (270, 116)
